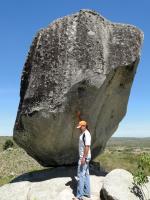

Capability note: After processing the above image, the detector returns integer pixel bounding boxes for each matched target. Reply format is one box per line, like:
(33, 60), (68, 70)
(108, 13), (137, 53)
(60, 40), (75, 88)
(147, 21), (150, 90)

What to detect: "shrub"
(3, 139), (14, 150)
(131, 153), (150, 200)
(133, 153), (150, 186)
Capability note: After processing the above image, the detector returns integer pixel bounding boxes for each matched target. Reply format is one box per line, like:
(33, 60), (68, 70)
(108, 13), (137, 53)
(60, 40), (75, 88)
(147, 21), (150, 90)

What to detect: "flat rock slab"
(0, 166), (104, 200)
(0, 167), (149, 200)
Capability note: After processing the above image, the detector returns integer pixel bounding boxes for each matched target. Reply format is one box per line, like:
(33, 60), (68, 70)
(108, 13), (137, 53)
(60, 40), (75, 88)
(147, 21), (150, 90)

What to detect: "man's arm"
(83, 145), (90, 158)
(81, 145), (90, 165)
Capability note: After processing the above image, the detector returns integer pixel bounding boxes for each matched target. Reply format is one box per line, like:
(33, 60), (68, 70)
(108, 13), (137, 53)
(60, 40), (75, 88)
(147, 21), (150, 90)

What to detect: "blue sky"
(0, 0), (149, 137)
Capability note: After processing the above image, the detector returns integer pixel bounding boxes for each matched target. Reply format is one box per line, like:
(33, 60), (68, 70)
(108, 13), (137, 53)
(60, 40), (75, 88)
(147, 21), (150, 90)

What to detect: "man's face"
(80, 125), (86, 132)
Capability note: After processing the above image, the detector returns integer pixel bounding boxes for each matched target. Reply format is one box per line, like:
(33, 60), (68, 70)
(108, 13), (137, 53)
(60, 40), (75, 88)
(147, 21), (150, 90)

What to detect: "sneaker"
(83, 196), (91, 200)
(83, 194), (91, 198)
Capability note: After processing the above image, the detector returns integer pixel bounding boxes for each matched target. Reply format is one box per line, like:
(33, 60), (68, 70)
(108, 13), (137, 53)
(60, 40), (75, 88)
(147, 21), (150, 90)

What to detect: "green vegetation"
(131, 153), (150, 200)
(94, 137), (150, 175)
(133, 153), (150, 185)
(3, 139), (14, 150)
(0, 136), (44, 186)
(0, 136), (150, 187)
(0, 136), (14, 152)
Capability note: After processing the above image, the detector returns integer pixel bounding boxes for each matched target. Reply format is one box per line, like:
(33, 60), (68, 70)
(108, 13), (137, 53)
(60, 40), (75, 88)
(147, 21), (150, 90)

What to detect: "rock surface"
(0, 166), (105, 200)
(100, 169), (150, 200)
(13, 9), (144, 166)
(0, 168), (149, 200)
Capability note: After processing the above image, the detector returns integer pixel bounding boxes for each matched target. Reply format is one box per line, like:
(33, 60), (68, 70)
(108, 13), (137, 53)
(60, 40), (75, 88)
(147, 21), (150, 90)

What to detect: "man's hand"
(81, 157), (86, 165)
(81, 145), (90, 165)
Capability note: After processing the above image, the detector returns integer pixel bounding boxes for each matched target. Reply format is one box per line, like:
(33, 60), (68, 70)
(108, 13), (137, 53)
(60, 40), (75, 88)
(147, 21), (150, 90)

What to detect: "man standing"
(73, 120), (91, 200)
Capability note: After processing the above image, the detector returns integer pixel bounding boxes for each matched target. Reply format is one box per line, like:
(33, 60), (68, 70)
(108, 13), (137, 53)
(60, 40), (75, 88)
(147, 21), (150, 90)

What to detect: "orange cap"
(76, 120), (87, 128)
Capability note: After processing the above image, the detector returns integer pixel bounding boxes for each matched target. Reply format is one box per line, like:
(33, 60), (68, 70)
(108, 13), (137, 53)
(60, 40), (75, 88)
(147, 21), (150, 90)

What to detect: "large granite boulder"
(13, 9), (144, 166)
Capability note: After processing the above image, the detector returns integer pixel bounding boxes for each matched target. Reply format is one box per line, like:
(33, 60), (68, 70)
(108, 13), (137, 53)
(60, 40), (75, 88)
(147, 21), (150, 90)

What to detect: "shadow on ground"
(10, 161), (107, 183)
(9, 161), (107, 197)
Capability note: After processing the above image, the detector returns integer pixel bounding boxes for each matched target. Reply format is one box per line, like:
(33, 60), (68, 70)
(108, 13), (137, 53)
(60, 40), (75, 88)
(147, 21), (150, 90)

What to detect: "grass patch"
(94, 150), (150, 175)
(0, 175), (15, 187)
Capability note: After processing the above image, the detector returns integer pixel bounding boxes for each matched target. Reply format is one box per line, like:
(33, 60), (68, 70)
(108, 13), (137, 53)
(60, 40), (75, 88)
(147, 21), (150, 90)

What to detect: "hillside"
(0, 136), (150, 186)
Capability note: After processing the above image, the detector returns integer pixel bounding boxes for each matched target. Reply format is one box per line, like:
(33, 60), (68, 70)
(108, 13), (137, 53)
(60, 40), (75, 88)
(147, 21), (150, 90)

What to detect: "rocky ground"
(0, 166), (150, 200)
